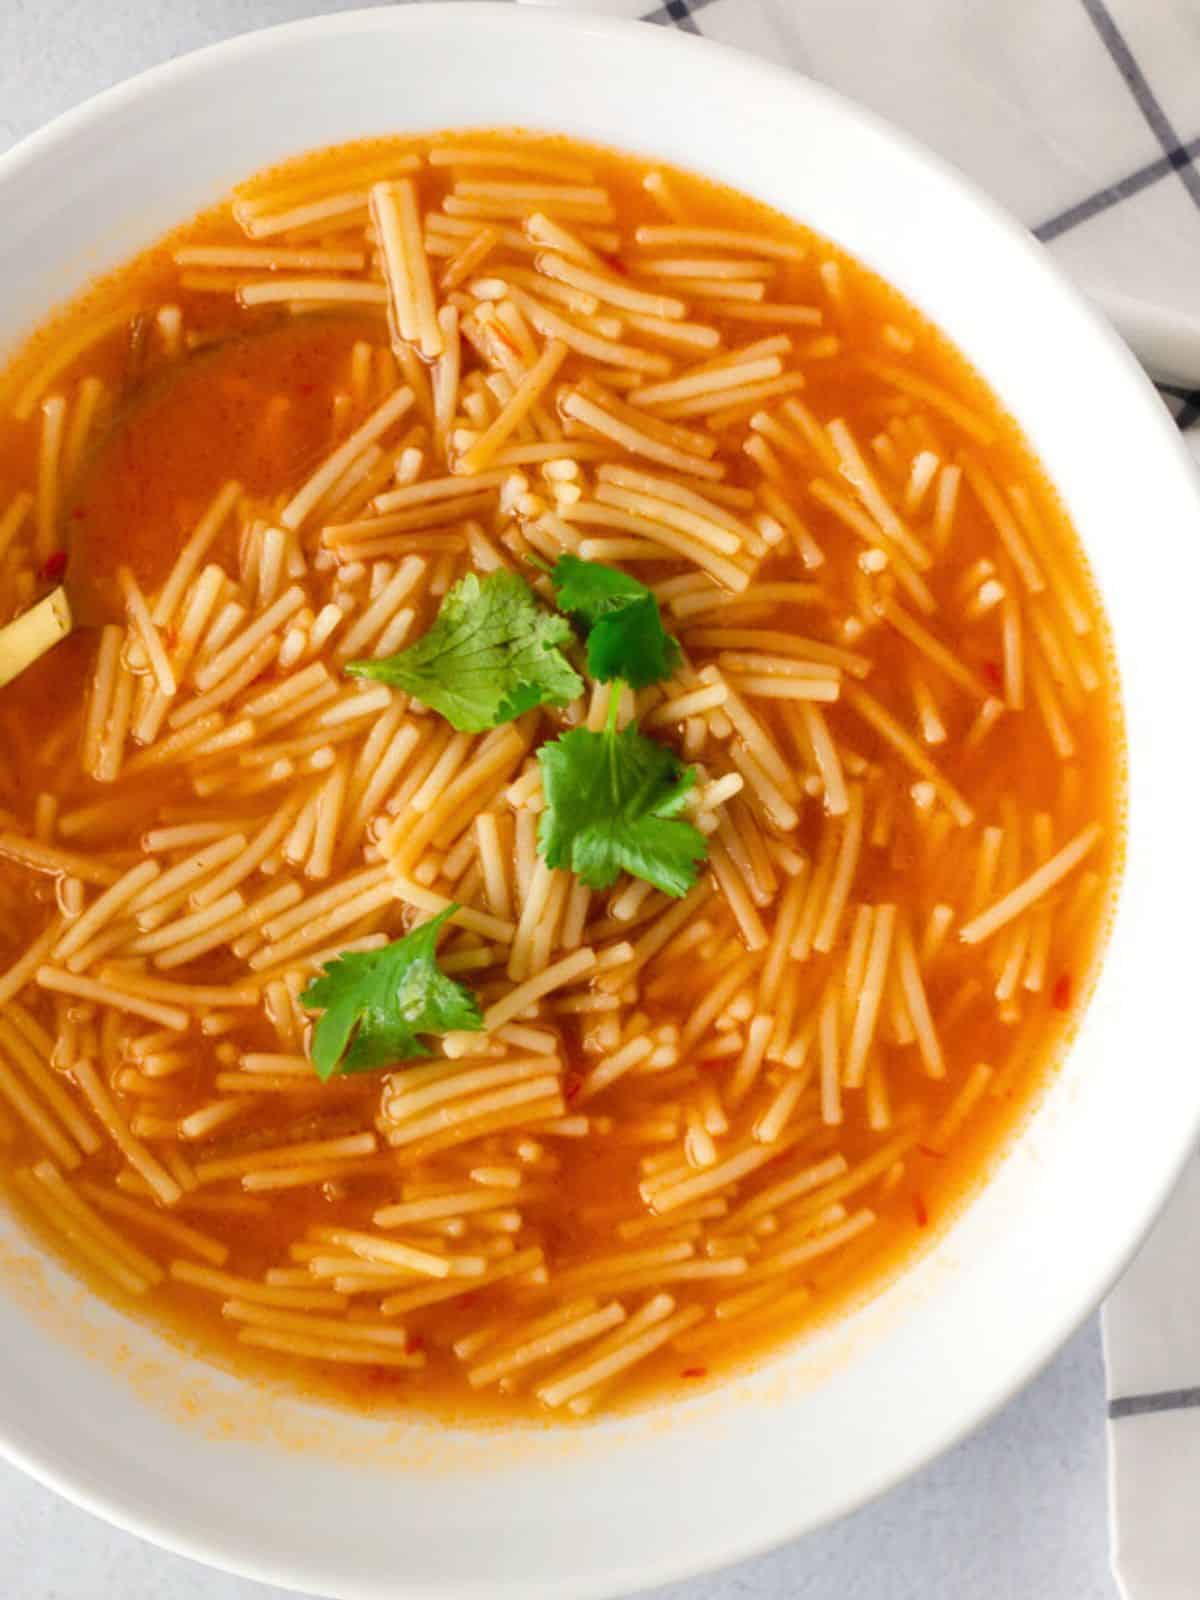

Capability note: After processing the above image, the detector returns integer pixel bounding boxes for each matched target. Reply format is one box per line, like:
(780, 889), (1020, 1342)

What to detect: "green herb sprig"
(312, 556), (710, 1078)
(302, 907), (483, 1080)
(535, 556), (706, 898)
(348, 570), (583, 733)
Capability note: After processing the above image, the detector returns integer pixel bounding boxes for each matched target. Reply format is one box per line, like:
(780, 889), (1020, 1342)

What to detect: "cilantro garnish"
(346, 570), (583, 733)
(301, 907), (483, 1080)
(550, 554), (682, 690)
(536, 693), (707, 898)
(537, 558), (705, 896)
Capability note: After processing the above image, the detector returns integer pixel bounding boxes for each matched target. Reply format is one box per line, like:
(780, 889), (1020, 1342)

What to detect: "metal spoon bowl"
(0, 313), (383, 687)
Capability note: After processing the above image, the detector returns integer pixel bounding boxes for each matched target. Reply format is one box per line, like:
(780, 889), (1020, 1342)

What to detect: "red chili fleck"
(680, 1366), (707, 1380)
(40, 551), (68, 581)
(298, 383), (316, 396)
(917, 1143), (945, 1161)
(563, 1072), (583, 1103)
(407, 1336), (425, 1355)
(1052, 973), (1073, 1012)
(912, 1193), (929, 1228)
(606, 257), (629, 277)
(458, 1294), (479, 1311)
(71, 506), (85, 520)
(982, 660), (1003, 692)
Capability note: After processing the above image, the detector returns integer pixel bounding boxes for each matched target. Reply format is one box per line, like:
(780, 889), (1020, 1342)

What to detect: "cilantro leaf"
(536, 724), (708, 897)
(347, 571), (584, 733)
(301, 907), (483, 1080)
(551, 554), (682, 690)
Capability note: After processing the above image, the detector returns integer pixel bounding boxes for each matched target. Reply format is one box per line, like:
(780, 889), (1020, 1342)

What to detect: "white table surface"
(1, 3), (1120, 1595)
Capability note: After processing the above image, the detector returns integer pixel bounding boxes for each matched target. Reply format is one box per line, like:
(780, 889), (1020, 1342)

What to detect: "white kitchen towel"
(519, 1), (1199, 1595)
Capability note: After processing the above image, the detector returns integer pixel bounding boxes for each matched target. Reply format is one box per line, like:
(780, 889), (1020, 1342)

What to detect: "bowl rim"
(0, 5), (1198, 1597)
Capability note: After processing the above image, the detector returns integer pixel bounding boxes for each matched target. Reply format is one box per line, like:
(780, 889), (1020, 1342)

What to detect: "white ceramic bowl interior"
(1, 8), (1197, 1598)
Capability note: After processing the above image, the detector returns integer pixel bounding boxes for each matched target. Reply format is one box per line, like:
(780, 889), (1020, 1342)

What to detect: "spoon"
(0, 315), (376, 688)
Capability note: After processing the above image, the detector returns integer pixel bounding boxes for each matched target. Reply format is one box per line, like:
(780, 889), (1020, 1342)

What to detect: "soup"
(0, 132), (1121, 1419)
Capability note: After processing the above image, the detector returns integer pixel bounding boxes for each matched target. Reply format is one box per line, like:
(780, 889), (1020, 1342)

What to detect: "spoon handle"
(0, 587), (73, 688)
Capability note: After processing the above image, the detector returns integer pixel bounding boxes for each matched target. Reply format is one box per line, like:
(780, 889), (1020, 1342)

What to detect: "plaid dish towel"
(520, 1), (1200, 1593)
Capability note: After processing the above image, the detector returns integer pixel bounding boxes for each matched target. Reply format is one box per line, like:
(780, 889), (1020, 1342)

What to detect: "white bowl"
(1, 6), (1197, 1597)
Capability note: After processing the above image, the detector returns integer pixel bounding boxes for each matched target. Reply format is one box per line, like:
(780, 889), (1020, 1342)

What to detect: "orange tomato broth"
(0, 132), (1122, 1420)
